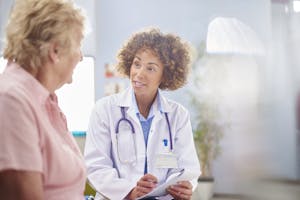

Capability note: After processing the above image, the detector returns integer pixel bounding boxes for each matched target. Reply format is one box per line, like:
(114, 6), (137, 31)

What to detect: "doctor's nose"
(136, 67), (146, 78)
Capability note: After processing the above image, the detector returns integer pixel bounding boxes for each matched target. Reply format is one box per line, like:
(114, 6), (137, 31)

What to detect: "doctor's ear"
(160, 75), (166, 86)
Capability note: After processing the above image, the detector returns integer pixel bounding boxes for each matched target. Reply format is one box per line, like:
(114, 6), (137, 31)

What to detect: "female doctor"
(84, 28), (200, 200)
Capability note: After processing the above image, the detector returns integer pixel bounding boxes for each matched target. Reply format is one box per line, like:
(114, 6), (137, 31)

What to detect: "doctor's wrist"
(125, 188), (137, 200)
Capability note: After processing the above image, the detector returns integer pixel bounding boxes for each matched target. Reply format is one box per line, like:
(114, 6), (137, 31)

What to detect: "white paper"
(136, 169), (194, 199)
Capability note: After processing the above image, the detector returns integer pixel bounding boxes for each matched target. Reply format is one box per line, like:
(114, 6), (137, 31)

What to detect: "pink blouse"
(0, 63), (86, 200)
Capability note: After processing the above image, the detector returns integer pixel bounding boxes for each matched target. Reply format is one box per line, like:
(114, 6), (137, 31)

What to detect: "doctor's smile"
(132, 81), (146, 88)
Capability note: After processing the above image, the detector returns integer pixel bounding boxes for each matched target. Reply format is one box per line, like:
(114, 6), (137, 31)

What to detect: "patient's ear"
(48, 43), (60, 64)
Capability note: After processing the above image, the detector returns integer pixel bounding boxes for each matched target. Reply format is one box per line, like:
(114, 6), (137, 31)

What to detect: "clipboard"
(136, 169), (194, 199)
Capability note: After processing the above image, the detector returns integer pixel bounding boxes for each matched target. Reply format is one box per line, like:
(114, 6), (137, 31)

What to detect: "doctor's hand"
(167, 180), (193, 200)
(126, 173), (158, 200)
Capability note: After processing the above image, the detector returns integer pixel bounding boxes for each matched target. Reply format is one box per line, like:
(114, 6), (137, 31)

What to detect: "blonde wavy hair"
(3, 0), (85, 72)
(117, 28), (191, 91)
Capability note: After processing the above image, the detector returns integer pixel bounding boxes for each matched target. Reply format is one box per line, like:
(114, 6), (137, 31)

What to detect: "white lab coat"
(84, 87), (200, 200)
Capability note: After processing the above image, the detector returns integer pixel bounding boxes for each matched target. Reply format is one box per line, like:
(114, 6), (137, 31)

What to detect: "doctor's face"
(130, 49), (164, 99)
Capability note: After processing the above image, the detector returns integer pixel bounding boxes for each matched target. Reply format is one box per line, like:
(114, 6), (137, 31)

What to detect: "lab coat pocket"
(116, 130), (136, 164)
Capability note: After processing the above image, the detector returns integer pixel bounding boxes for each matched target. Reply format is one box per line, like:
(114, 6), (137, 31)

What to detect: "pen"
(163, 139), (168, 147)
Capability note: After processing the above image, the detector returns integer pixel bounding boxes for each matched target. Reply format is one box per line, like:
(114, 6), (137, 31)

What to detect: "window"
(56, 56), (95, 132)
(294, 0), (300, 12)
(0, 56), (94, 132)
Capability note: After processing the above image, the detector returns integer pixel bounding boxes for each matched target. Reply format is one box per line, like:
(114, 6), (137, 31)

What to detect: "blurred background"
(0, 0), (299, 199)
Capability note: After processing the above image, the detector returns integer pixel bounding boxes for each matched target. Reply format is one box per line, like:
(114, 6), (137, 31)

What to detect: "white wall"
(0, 0), (14, 51)
(74, 0), (96, 56)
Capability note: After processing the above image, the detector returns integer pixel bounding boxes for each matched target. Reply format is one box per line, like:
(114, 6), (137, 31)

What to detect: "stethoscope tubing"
(115, 106), (173, 151)
(164, 112), (173, 150)
(115, 107), (136, 134)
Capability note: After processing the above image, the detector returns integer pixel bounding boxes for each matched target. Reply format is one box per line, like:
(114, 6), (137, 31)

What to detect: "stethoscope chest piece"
(115, 106), (173, 165)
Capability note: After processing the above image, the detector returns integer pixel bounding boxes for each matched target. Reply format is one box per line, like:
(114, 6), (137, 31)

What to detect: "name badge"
(155, 151), (178, 168)
(155, 139), (178, 168)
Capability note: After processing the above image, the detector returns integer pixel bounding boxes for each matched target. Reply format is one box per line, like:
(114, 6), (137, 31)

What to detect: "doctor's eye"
(133, 61), (141, 68)
(147, 65), (157, 72)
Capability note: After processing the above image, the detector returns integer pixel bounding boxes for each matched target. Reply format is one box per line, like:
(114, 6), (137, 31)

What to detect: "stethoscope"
(115, 106), (173, 164)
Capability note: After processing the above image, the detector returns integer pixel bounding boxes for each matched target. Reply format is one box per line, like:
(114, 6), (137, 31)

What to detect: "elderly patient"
(0, 0), (87, 199)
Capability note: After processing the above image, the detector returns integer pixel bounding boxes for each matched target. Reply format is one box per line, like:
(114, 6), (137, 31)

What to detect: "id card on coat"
(154, 152), (178, 168)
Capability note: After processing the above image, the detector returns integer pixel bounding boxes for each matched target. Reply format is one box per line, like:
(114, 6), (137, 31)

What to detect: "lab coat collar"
(131, 89), (162, 121)
(115, 86), (137, 122)
(159, 91), (172, 113)
(116, 86), (172, 113)
(116, 86), (133, 108)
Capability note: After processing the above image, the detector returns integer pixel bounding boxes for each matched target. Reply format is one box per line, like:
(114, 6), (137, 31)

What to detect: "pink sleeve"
(0, 94), (43, 172)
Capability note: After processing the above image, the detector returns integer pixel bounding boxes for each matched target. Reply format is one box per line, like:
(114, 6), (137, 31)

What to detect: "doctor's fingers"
(167, 184), (193, 200)
(141, 173), (158, 183)
(136, 180), (157, 192)
(135, 185), (153, 196)
(129, 187), (149, 200)
(167, 188), (192, 200)
(176, 181), (193, 190)
(174, 192), (192, 200)
(138, 174), (157, 188)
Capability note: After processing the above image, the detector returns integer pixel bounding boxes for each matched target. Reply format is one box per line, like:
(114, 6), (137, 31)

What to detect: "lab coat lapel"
(159, 91), (172, 113)
(126, 106), (140, 125)
(115, 86), (140, 125)
(147, 92), (166, 148)
(120, 87), (140, 125)
(116, 86), (145, 158)
(116, 87), (131, 108)
(149, 90), (172, 126)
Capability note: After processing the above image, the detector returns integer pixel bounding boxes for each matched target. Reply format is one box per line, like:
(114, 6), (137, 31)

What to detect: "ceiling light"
(293, 0), (300, 12)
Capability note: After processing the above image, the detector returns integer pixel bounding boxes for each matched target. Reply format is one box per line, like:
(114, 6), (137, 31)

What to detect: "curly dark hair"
(116, 28), (191, 91)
